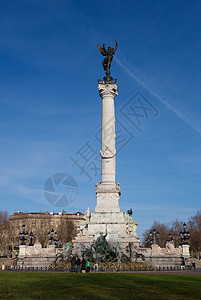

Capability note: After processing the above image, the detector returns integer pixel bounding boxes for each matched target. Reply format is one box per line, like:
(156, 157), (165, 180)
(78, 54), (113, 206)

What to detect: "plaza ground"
(0, 271), (201, 299)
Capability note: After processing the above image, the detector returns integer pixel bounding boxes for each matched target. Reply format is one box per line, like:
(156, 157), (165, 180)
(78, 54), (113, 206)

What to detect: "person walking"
(93, 263), (98, 272)
(71, 256), (76, 273)
(76, 257), (81, 273)
(86, 260), (90, 273)
(81, 256), (86, 273)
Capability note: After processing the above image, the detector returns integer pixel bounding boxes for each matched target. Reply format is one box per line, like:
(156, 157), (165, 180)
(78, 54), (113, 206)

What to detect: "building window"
(50, 221), (53, 226)
(32, 220), (36, 226)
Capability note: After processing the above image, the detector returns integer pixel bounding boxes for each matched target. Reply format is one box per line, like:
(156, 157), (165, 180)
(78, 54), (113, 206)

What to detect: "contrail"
(115, 56), (201, 135)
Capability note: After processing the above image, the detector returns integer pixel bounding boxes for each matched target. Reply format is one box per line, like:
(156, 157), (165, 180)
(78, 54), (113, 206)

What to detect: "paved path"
(97, 270), (201, 276)
(134, 270), (201, 276)
(1, 270), (201, 275)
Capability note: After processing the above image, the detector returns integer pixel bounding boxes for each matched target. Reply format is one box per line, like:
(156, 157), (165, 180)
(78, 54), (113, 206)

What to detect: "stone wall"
(138, 243), (190, 267)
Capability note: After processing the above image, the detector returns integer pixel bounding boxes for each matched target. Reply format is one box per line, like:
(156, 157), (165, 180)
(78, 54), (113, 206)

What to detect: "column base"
(95, 192), (120, 212)
(95, 182), (121, 212)
(73, 211), (140, 250)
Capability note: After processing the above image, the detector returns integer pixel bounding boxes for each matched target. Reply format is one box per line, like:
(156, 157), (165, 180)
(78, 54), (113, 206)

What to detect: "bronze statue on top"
(97, 40), (118, 83)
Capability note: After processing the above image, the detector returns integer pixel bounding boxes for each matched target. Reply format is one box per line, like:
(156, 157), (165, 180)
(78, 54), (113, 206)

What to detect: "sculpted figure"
(34, 242), (42, 254)
(85, 207), (91, 217)
(127, 208), (133, 216)
(55, 242), (72, 262)
(97, 40), (118, 82)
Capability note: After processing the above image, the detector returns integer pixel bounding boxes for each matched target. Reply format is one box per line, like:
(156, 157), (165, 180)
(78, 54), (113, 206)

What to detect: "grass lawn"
(0, 272), (201, 299)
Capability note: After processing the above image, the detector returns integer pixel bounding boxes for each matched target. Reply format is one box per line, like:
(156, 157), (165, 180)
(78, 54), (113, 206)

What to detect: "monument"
(73, 41), (140, 249)
(14, 43), (190, 269)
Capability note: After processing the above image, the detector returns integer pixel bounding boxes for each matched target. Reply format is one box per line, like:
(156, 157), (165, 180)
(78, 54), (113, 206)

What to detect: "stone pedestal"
(151, 244), (159, 254)
(17, 256), (56, 268)
(182, 244), (190, 257)
(48, 245), (56, 254)
(19, 245), (26, 257)
(95, 183), (120, 213)
(182, 244), (190, 266)
(17, 243), (58, 268)
(74, 211), (140, 248)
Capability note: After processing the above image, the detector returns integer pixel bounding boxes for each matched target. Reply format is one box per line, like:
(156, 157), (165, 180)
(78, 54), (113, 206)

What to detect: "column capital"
(98, 83), (118, 98)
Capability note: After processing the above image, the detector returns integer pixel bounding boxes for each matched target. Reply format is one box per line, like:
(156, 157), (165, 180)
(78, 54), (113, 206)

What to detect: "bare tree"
(188, 210), (201, 258)
(142, 221), (170, 248)
(57, 219), (76, 246)
(37, 220), (50, 247)
(170, 219), (184, 247)
(142, 211), (201, 258)
(0, 211), (10, 256)
(36, 218), (76, 248)
(0, 211), (9, 229)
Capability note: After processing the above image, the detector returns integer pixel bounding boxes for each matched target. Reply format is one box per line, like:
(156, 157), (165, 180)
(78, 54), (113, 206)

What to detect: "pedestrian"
(181, 260), (185, 270)
(71, 256), (76, 273)
(81, 256), (86, 273)
(192, 262), (196, 271)
(93, 263), (98, 272)
(76, 257), (81, 273)
(86, 260), (90, 273)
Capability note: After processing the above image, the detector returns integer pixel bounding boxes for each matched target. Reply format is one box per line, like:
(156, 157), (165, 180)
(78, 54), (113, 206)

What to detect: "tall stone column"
(95, 82), (121, 213)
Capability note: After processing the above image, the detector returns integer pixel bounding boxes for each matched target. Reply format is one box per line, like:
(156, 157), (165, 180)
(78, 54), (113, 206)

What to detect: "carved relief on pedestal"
(25, 242), (54, 256)
(159, 242), (182, 255)
(96, 192), (119, 201)
(25, 246), (35, 256)
(95, 183), (121, 195)
(25, 242), (42, 256)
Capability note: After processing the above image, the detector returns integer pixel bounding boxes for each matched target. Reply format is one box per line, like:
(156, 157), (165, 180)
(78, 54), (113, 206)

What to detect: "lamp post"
(149, 229), (159, 245)
(29, 231), (34, 246)
(167, 233), (174, 244)
(145, 238), (151, 248)
(179, 223), (190, 245)
(48, 228), (58, 246)
(19, 224), (29, 245)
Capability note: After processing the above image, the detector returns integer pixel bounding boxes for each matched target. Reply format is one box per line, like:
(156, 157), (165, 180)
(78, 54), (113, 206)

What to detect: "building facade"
(8, 210), (84, 255)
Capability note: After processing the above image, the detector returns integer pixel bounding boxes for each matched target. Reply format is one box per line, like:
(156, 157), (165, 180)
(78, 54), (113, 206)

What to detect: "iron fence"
(4, 265), (192, 272)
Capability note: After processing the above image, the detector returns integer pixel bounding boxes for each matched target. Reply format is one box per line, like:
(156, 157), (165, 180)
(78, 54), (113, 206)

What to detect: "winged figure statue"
(97, 40), (118, 82)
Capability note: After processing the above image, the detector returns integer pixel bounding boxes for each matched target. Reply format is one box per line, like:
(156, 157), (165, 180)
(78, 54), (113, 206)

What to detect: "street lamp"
(145, 238), (151, 248)
(149, 229), (159, 245)
(29, 231), (34, 246)
(19, 224), (29, 245)
(48, 228), (58, 246)
(167, 233), (174, 243)
(179, 223), (190, 245)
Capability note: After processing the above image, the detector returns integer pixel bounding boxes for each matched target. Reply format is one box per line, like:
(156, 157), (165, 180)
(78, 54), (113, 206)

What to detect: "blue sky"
(0, 0), (201, 238)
